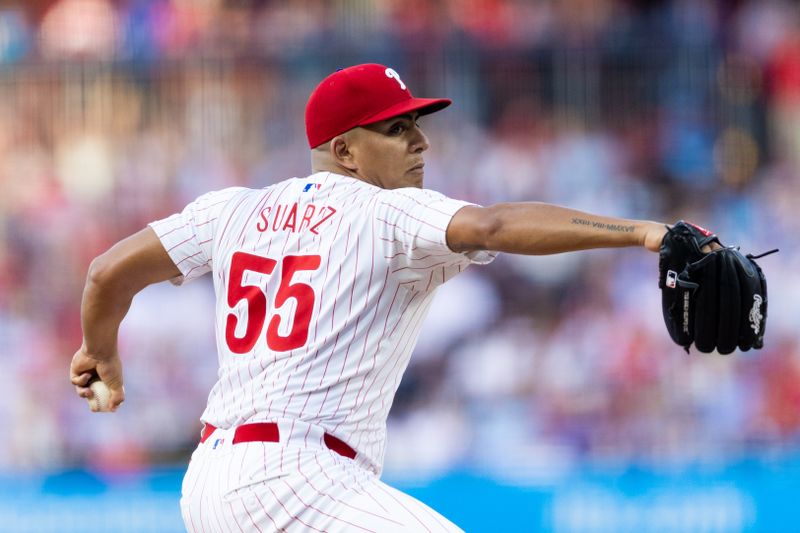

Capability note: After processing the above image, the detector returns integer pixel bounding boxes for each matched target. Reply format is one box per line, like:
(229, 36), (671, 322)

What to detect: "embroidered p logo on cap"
(385, 68), (406, 90)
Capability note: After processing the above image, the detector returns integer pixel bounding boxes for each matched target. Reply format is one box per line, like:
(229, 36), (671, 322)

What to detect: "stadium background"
(1, 0), (799, 531)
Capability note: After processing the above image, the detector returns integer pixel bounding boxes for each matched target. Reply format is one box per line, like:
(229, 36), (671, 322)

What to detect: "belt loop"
(200, 423), (217, 444)
(323, 433), (357, 460)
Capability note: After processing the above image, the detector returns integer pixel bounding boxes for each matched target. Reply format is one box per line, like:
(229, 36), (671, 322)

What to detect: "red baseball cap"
(305, 63), (452, 148)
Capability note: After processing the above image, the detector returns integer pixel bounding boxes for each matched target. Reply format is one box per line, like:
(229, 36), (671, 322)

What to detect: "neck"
(310, 151), (376, 186)
(312, 164), (358, 179)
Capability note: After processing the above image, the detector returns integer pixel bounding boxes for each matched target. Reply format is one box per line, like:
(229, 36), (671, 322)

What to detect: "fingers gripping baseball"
(70, 347), (125, 412)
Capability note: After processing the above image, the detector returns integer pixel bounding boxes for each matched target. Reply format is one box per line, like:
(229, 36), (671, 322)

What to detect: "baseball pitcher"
(70, 64), (772, 532)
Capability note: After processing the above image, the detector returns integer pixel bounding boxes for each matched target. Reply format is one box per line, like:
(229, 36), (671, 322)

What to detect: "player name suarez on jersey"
(256, 202), (337, 235)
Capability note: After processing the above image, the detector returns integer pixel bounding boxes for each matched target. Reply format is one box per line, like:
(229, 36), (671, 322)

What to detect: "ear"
(331, 135), (358, 171)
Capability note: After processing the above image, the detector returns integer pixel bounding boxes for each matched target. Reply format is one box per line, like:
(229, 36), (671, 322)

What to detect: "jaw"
(406, 167), (424, 188)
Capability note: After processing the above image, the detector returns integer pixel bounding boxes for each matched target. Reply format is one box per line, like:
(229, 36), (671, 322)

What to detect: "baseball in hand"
(87, 379), (112, 412)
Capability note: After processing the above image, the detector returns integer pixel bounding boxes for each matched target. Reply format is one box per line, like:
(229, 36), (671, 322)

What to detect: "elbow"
(448, 204), (504, 253)
(457, 206), (503, 252)
(86, 252), (138, 300)
(479, 205), (504, 251)
(86, 253), (117, 290)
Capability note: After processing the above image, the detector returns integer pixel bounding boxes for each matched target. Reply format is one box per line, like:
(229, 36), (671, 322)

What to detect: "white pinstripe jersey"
(149, 171), (495, 471)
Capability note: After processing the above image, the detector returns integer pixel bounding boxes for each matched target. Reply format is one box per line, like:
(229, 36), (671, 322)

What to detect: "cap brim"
(358, 97), (452, 127)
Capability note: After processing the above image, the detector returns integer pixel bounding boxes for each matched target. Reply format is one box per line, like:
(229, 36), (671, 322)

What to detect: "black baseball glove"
(658, 220), (777, 354)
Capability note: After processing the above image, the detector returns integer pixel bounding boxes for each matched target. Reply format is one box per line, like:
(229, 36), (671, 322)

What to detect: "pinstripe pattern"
(180, 422), (463, 532)
(153, 172), (495, 530)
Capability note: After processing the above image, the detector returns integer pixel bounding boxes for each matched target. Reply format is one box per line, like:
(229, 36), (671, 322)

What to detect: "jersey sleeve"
(375, 187), (497, 288)
(148, 187), (246, 285)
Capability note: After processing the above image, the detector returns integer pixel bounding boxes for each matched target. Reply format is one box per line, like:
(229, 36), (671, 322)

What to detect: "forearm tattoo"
(571, 217), (635, 233)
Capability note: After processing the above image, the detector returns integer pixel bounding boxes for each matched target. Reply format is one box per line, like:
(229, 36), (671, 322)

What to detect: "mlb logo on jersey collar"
(212, 438), (225, 449)
(303, 183), (321, 192)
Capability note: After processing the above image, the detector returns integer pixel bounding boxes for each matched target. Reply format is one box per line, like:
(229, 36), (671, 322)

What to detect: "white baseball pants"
(180, 420), (463, 532)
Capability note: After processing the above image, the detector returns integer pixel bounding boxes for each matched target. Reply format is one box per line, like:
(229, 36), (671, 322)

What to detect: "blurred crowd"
(0, 0), (799, 479)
